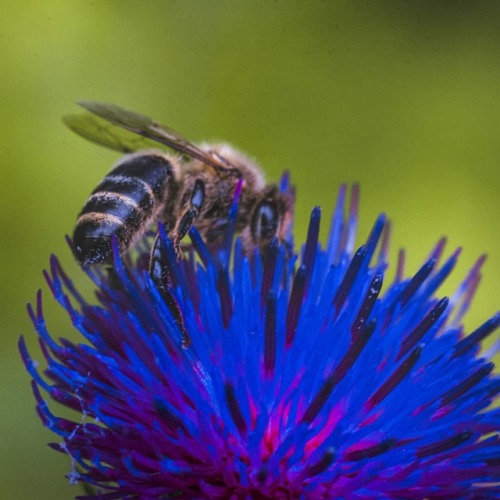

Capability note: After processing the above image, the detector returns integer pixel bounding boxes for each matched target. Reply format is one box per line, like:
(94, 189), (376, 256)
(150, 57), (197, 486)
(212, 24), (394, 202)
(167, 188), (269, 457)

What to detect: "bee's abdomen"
(73, 154), (175, 266)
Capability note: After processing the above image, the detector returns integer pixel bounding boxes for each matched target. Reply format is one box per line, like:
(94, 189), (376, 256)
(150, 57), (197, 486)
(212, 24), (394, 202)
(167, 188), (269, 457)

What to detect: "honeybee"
(65, 101), (294, 270)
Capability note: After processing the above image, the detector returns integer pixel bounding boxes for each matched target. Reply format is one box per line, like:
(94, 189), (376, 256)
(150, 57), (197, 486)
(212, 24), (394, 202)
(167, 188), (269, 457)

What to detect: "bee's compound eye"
(251, 201), (279, 244)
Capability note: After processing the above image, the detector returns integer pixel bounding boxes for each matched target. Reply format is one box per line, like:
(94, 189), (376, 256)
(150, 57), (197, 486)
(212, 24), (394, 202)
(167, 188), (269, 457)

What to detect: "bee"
(65, 101), (294, 271)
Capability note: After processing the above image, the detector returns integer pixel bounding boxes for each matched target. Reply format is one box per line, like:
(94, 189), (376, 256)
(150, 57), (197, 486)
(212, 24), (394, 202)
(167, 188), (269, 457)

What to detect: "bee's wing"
(75, 101), (236, 173)
(63, 112), (162, 153)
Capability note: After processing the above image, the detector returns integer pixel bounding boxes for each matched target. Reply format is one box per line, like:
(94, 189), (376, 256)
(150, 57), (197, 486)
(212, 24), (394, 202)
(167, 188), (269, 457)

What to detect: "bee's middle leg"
(149, 234), (191, 349)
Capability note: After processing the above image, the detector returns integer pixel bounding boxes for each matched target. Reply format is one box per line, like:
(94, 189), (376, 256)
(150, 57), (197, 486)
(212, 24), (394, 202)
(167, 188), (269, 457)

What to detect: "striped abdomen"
(73, 153), (176, 266)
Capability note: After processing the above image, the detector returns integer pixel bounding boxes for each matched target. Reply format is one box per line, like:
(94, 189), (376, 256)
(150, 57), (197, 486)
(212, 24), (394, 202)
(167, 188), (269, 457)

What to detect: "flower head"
(21, 176), (500, 498)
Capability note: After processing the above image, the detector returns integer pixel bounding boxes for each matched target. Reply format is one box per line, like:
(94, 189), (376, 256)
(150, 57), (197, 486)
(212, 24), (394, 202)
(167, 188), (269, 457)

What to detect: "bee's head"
(250, 186), (293, 250)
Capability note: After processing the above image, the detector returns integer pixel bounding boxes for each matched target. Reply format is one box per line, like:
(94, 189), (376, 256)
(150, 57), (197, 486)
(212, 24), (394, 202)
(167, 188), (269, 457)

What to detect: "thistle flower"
(20, 176), (500, 498)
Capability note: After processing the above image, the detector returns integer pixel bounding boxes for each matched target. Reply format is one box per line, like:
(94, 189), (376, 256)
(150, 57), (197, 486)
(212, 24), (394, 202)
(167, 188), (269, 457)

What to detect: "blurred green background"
(1, 1), (499, 498)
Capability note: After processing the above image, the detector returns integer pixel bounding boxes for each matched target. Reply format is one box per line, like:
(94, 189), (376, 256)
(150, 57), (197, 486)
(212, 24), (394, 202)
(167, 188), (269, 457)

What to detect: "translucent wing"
(74, 101), (238, 175)
(63, 112), (162, 153)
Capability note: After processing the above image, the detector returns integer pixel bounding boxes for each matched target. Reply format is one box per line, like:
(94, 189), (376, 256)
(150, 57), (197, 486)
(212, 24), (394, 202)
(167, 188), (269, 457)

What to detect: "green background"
(1, 2), (499, 498)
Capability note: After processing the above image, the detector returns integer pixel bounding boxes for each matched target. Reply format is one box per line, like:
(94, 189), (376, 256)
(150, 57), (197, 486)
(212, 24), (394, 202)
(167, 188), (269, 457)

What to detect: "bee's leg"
(149, 233), (191, 349)
(173, 179), (205, 256)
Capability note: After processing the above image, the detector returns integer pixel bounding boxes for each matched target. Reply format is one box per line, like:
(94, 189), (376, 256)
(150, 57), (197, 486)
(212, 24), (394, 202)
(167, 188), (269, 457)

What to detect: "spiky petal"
(21, 178), (500, 498)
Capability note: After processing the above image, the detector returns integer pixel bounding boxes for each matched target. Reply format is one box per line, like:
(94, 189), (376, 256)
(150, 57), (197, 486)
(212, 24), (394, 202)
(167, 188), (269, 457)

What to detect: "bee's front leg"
(173, 179), (205, 258)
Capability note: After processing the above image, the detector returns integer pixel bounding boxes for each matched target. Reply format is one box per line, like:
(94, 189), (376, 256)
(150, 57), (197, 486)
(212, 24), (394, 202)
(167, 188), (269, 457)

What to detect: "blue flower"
(20, 176), (500, 498)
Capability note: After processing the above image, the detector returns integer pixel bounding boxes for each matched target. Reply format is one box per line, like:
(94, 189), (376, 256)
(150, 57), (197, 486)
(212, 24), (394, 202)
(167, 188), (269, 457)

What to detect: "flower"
(20, 176), (500, 499)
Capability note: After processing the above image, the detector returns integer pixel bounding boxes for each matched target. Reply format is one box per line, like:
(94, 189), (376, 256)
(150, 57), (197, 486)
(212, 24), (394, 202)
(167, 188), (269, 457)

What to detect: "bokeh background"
(1, 1), (499, 498)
